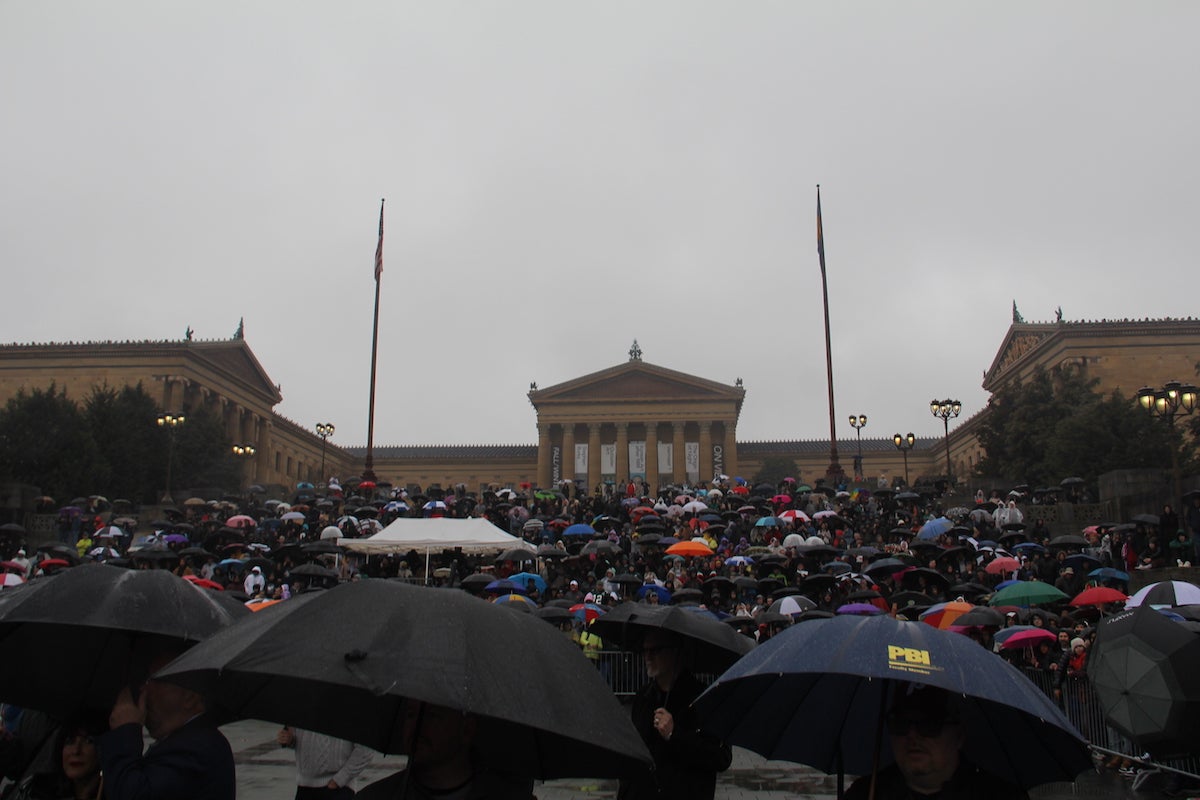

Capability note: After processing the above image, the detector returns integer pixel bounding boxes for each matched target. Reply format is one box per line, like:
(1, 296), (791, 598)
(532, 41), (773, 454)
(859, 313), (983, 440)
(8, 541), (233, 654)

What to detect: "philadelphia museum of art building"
(1, 317), (1197, 494)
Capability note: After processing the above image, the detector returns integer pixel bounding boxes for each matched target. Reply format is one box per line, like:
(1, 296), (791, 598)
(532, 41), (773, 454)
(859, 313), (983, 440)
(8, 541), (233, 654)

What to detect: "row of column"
(536, 420), (735, 491)
(159, 375), (274, 485)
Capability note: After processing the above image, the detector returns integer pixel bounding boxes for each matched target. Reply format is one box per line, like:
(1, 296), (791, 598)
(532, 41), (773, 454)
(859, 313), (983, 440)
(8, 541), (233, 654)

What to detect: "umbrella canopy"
(998, 628), (1058, 650)
(589, 601), (754, 673)
(507, 572), (547, 595)
(0, 564), (248, 716)
(693, 614), (1090, 790)
(1088, 604), (1200, 754)
(950, 606), (1006, 628)
(1070, 586), (1128, 607)
(664, 540), (713, 557)
(984, 556), (1020, 575)
(1125, 580), (1200, 609)
(987, 581), (1068, 608)
(918, 600), (975, 630)
(156, 581), (650, 778)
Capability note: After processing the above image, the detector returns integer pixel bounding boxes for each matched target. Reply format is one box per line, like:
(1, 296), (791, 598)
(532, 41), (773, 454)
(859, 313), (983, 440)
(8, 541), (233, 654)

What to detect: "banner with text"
(685, 442), (700, 482)
(551, 446), (561, 484)
(628, 441), (646, 479)
(575, 443), (588, 478)
(601, 443), (617, 476)
(658, 442), (673, 473)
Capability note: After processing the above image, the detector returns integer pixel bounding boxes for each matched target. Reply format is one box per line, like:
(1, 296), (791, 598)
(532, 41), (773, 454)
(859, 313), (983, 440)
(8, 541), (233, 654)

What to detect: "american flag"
(374, 198), (385, 281)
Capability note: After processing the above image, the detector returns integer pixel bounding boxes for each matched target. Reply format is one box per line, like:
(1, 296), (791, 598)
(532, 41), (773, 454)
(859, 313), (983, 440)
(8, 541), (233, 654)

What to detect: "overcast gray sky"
(3, 2), (1198, 450)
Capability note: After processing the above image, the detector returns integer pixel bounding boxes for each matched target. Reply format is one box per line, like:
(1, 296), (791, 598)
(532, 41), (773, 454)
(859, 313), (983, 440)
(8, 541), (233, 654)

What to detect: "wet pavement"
(225, 719), (1189, 799)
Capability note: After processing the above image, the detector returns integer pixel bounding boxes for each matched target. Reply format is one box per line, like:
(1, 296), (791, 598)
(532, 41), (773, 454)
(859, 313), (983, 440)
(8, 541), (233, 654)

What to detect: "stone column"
(561, 423), (575, 484)
(722, 422), (739, 481)
(588, 423), (602, 491)
(255, 417), (271, 486)
(536, 422), (553, 489)
(615, 422), (629, 487)
(644, 421), (659, 495)
(698, 421), (713, 484)
(672, 422), (686, 485)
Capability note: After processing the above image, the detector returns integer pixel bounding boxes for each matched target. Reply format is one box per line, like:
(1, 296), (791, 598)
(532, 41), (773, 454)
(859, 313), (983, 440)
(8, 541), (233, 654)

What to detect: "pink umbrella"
(226, 515), (257, 528)
(999, 628), (1057, 650)
(985, 556), (1020, 575)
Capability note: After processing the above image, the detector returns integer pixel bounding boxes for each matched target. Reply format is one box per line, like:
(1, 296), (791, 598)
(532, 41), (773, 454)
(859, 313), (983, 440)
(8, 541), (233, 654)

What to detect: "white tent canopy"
(339, 517), (534, 556)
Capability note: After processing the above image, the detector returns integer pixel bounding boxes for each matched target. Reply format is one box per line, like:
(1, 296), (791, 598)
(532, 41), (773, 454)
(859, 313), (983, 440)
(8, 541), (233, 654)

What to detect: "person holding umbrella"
(618, 629), (732, 800)
(845, 685), (1027, 800)
(100, 645), (235, 800)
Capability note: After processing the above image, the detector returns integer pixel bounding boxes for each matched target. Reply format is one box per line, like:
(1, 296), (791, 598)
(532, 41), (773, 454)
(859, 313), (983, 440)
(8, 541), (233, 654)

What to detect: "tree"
(168, 405), (240, 494)
(975, 367), (1173, 488)
(753, 456), (800, 488)
(0, 384), (105, 499)
(83, 383), (165, 504)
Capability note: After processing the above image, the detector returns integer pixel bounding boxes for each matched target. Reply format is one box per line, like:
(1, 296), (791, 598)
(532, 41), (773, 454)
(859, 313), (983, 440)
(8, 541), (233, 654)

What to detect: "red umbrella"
(183, 575), (224, 591)
(1069, 586), (1128, 607)
(985, 556), (1021, 575)
(1000, 628), (1058, 650)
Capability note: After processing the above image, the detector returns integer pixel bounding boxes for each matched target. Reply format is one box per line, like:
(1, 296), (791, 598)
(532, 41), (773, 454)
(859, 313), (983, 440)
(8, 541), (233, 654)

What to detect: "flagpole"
(817, 185), (844, 486)
(363, 198), (384, 483)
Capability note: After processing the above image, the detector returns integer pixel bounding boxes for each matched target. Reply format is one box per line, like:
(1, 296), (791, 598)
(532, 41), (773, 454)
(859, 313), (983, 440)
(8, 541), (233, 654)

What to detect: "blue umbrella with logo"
(694, 614), (1089, 792)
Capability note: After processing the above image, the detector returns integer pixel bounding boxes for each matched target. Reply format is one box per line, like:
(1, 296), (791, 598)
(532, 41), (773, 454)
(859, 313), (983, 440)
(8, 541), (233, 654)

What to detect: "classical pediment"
(531, 361), (744, 406)
(190, 341), (282, 405)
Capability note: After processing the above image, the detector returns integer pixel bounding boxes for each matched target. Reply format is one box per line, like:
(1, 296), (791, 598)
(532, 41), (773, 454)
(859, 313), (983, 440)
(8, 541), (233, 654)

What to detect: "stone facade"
(3, 317), (1197, 496)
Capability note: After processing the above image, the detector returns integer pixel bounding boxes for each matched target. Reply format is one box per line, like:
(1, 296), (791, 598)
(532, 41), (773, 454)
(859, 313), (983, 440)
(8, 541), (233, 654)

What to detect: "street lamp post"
(316, 423), (335, 483)
(929, 399), (962, 487)
(232, 443), (256, 491)
(1136, 381), (1198, 505)
(156, 412), (186, 504)
(893, 432), (915, 488)
(849, 414), (867, 481)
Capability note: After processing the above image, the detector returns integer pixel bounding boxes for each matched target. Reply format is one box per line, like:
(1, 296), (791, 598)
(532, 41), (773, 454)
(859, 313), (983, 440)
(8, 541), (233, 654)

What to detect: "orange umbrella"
(1069, 586), (1127, 607)
(665, 540), (714, 557)
(919, 599), (975, 629)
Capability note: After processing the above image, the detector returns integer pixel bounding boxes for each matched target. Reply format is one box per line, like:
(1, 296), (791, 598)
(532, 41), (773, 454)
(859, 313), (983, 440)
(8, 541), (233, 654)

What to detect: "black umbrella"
(952, 605), (1006, 627)
(289, 563), (339, 580)
(589, 601), (755, 673)
(496, 548), (535, 563)
(156, 581), (650, 778)
(0, 564), (248, 717)
(1047, 535), (1088, 549)
(1131, 513), (1160, 526)
(1088, 604), (1200, 754)
(533, 605), (575, 626)
(694, 614), (1090, 790)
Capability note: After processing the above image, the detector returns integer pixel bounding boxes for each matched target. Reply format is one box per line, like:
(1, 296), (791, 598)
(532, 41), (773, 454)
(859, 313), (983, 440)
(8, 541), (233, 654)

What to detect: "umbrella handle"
(867, 684), (890, 800)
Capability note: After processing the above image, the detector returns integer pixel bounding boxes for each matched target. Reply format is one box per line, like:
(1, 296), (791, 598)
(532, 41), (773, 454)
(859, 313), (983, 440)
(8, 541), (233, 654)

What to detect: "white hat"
(251, 566), (262, 573)
(569, 579), (579, 586)
(17, 549), (25, 556)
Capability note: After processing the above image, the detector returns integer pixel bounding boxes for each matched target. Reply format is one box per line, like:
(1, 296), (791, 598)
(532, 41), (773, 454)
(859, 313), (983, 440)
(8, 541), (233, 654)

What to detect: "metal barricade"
(1018, 667), (1200, 779)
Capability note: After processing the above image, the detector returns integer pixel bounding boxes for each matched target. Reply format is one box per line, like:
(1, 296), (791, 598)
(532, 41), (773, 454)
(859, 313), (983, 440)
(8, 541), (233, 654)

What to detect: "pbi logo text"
(887, 645), (937, 675)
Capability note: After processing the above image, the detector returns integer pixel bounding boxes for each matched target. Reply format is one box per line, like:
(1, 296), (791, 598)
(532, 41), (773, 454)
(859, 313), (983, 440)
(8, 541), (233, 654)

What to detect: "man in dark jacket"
(847, 685), (1027, 800)
(618, 630), (731, 800)
(100, 649), (235, 800)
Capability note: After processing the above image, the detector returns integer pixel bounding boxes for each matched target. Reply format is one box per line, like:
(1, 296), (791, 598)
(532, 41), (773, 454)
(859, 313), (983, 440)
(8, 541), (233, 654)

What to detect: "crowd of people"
(1, 475), (1196, 799)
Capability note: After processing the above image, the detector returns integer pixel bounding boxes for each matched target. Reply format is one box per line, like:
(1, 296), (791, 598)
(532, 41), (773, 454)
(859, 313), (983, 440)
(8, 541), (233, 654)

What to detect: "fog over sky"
(3, 3), (1198, 450)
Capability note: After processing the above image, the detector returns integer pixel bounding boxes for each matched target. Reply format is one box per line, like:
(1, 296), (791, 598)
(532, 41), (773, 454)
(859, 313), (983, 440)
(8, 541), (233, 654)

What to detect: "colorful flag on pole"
(816, 185), (826, 279)
(374, 198), (385, 282)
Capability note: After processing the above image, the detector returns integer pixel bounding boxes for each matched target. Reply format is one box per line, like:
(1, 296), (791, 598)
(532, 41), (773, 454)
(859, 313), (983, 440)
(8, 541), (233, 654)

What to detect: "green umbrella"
(988, 580), (1068, 608)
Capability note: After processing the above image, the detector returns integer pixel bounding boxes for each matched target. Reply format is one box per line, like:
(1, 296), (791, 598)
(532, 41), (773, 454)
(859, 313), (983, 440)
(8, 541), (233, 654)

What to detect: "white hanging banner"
(658, 441), (673, 472)
(685, 442), (700, 481)
(601, 444), (617, 475)
(575, 443), (589, 477)
(629, 441), (646, 479)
